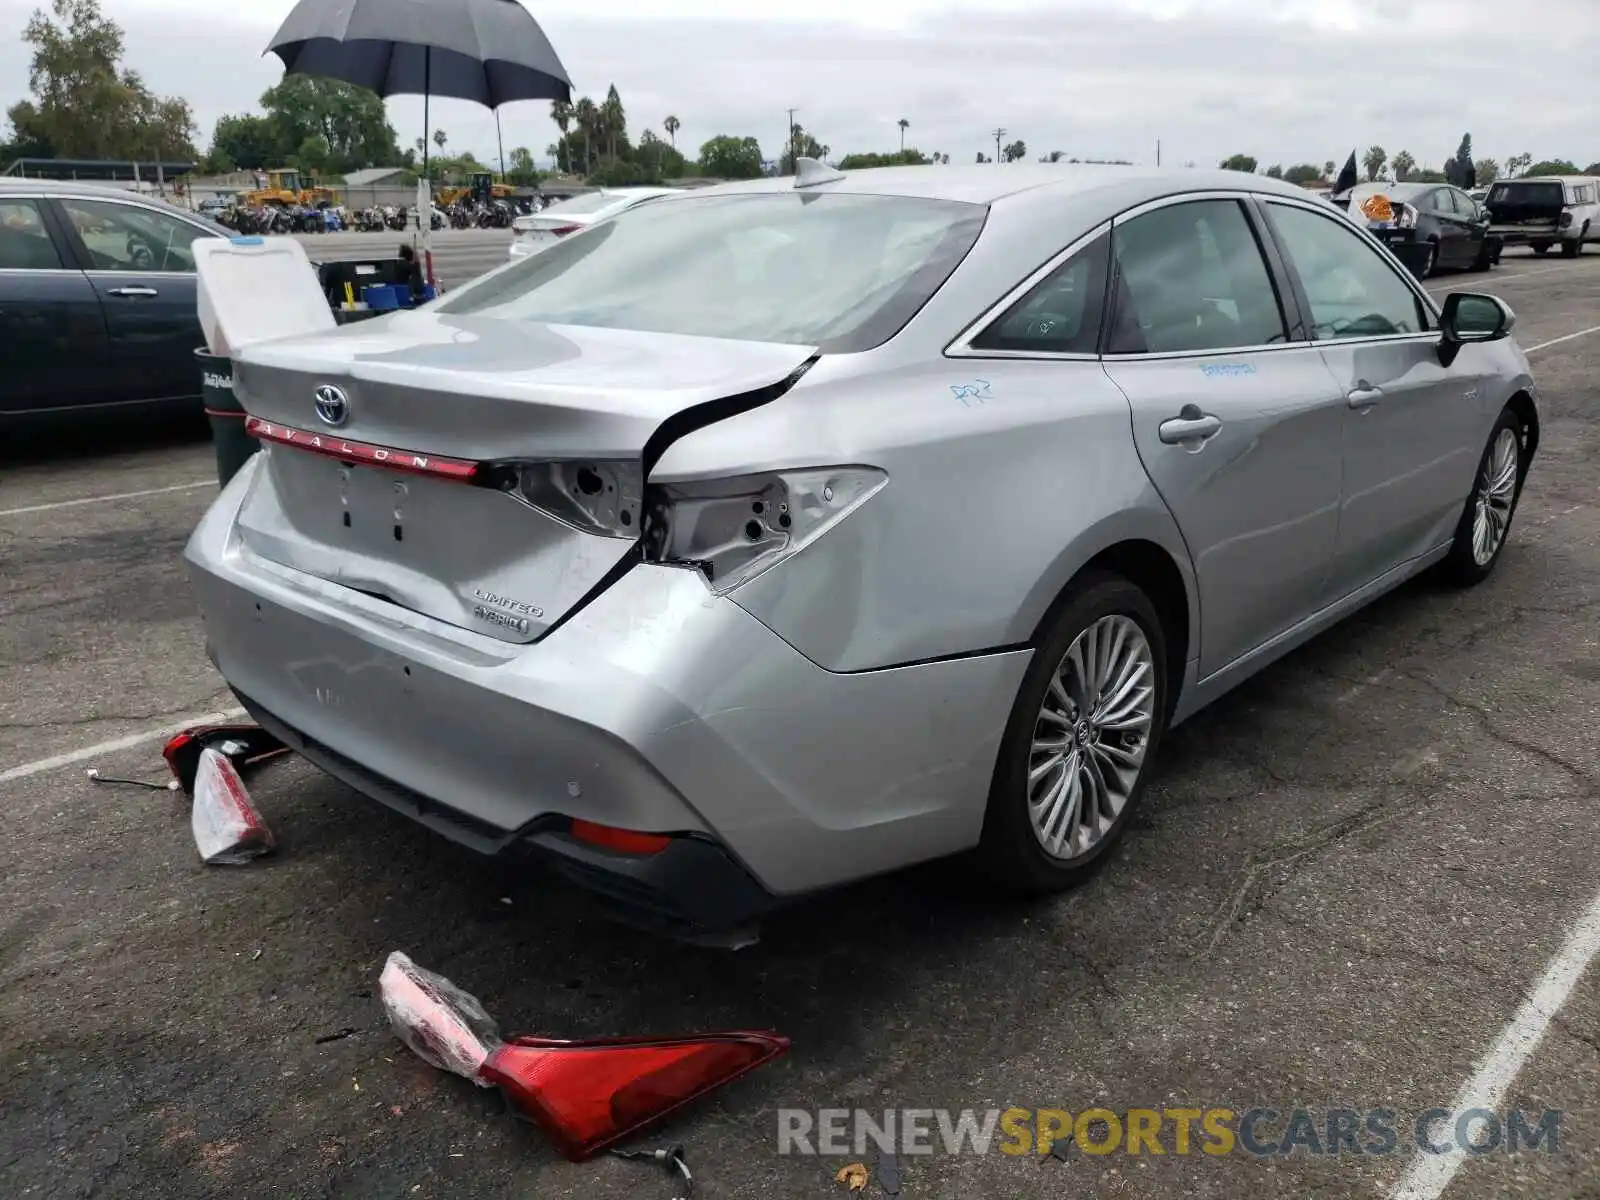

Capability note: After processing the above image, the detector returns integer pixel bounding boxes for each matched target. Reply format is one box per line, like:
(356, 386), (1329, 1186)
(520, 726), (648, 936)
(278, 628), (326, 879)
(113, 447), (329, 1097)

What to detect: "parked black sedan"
(1, 179), (231, 418)
(1331, 181), (1501, 279)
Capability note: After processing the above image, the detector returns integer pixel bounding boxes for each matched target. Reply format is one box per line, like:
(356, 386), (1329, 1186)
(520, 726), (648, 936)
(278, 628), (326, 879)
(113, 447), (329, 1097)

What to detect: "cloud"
(1, 0), (1594, 170)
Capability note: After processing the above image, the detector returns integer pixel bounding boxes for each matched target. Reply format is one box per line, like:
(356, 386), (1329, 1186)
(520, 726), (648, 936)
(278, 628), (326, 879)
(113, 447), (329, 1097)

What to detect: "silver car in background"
(507, 186), (678, 260)
(186, 164), (1539, 937)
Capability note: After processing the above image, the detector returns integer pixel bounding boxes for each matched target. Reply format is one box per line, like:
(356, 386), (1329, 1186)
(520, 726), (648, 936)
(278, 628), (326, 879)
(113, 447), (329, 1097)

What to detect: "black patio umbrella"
(266, 0), (573, 283)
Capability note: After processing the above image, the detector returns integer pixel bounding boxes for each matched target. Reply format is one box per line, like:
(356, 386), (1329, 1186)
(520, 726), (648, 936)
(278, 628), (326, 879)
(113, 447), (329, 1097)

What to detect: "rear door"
(1099, 194), (1345, 677)
(1428, 188), (1474, 267)
(48, 195), (218, 404)
(0, 194), (111, 414)
(1259, 197), (1484, 597)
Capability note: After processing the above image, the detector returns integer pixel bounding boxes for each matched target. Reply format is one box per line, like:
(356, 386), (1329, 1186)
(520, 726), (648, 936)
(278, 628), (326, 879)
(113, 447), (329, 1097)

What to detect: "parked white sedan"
(508, 187), (678, 259)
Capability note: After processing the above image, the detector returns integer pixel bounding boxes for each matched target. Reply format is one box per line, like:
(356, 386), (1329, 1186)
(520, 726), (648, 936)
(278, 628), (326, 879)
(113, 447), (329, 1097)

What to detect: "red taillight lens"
(550, 224), (581, 235)
(569, 818), (671, 855)
(480, 1032), (789, 1161)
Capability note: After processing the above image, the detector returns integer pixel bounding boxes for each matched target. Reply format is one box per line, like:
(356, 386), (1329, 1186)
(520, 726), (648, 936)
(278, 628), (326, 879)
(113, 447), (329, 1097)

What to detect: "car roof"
(1501, 175), (1598, 184)
(661, 163), (1348, 208)
(1346, 181), (1440, 198)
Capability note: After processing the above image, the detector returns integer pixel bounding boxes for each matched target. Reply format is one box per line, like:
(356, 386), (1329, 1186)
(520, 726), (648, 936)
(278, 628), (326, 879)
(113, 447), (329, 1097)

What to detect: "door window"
(970, 230), (1109, 354)
(1427, 189), (1454, 214)
(1265, 202), (1431, 340)
(0, 198), (65, 270)
(1105, 199), (1288, 355)
(58, 198), (209, 272)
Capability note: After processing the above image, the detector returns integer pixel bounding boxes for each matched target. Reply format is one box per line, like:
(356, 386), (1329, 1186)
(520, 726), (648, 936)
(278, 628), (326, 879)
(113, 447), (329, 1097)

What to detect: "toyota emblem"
(313, 384), (349, 427)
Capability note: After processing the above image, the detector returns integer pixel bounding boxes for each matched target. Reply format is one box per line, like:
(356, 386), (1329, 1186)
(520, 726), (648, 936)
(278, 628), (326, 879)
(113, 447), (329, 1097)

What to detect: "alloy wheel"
(1471, 427), (1520, 566)
(1027, 614), (1155, 860)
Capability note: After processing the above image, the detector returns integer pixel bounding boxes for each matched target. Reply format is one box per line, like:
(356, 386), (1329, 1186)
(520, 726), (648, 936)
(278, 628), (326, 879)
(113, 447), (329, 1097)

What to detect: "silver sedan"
(186, 163), (1538, 936)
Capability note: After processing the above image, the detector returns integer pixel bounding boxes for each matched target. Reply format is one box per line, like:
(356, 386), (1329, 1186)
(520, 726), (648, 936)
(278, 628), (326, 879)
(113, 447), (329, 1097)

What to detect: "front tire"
(976, 571), (1169, 892)
(1560, 234), (1582, 258)
(1440, 407), (1527, 587)
(1531, 242), (1550, 257)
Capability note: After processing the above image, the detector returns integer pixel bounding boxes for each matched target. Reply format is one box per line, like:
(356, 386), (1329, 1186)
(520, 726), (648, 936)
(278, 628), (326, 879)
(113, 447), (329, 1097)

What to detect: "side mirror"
(1438, 292), (1514, 366)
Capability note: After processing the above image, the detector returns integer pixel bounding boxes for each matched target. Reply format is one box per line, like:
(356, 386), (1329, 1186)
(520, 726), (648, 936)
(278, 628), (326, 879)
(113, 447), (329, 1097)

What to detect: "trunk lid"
(231, 311), (814, 643)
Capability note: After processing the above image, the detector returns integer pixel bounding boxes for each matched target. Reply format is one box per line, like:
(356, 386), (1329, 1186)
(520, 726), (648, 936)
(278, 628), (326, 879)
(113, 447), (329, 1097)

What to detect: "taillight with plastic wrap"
(480, 1032), (790, 1160)
(640, 467), (888, 594)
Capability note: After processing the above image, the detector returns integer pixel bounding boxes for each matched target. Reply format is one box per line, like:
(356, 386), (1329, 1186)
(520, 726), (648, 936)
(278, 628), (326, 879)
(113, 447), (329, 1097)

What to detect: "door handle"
(106, 285), (159, 298)
(1158, 410), (1223, 447)
(1347, 385), (1384, 409)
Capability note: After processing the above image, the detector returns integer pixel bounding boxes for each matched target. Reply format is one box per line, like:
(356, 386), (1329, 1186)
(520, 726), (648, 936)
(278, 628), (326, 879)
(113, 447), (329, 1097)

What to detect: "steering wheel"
(1022, 312), (1071, 339)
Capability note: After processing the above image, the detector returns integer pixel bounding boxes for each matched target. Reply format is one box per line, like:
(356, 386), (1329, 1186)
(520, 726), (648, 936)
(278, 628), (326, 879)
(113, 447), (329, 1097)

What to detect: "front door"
(0, 195), (110, 414)
(1099, 196), (1344, 678)
(48, 195), (213, 404)
(1259, 198), (1485, 597)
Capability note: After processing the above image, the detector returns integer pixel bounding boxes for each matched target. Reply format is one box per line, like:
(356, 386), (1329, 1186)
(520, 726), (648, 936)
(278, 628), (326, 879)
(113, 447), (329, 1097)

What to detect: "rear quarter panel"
(652, 353), (1195, 672)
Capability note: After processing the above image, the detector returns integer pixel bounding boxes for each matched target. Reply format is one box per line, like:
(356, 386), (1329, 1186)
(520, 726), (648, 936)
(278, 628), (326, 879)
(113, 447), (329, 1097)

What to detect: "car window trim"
(1254, 194), (1442, 343)
(946, 220), (1113, 360)
(1102, 192), (1298, 358)
(0, 193), (74, 272)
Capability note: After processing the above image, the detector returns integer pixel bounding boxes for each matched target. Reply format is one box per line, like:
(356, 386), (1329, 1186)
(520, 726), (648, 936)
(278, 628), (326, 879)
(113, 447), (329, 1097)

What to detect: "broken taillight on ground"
(377, 951), (789, 1161)
(163, 722), (290, 794)
(190, 747), (276, 864)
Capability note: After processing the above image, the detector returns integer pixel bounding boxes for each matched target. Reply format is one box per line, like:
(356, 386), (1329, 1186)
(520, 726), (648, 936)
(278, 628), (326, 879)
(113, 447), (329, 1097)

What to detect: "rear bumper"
(186, 454), (1029, 918)
(1488, 224), (1564, 246)
(1369, 228), (1431, 271)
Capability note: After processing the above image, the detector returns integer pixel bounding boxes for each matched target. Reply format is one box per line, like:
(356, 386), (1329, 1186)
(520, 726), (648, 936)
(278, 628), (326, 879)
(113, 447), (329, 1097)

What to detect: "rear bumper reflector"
(244, 416), (481, 481)
(569, 819), (672, 855)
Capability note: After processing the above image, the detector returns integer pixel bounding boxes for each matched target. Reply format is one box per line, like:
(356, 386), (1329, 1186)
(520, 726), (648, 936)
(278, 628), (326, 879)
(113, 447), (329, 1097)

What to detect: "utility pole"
(992, 127), (1006, 163)
(786, 107), (799, 171)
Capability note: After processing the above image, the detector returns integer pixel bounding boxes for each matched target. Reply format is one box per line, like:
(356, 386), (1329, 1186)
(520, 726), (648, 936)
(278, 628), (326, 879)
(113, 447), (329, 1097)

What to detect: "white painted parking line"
(1390, 885), (1600, 1200)
(1526, 325), (1600, 354)
(0, 706), (246, 784)
(1426, 263), (1593, 291)
(0, 480), (214, 519)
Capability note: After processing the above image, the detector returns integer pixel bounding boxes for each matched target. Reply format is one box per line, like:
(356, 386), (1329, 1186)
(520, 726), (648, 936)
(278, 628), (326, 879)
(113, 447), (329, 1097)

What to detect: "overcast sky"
(2, 0), (1595, 171)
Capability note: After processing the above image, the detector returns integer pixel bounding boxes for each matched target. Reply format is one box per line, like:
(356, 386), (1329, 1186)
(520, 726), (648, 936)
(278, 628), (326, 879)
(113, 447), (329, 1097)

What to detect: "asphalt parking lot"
(2, 250), (1598, 1200)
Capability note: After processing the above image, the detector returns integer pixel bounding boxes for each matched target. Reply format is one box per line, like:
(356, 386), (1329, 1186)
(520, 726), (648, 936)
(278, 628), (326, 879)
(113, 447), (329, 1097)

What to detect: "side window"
(970, 230), (1109, 354)
(1572, 184), (1595, 205)
(0, 198), (65, 270)
(58, 198), (208, 273)
(1105, 199), (1287, 356)
(1266, 202), (1430, 339)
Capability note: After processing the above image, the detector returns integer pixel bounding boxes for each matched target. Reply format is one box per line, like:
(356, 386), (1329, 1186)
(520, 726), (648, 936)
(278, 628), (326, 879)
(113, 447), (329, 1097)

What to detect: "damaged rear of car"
(185, 187), (990, 937)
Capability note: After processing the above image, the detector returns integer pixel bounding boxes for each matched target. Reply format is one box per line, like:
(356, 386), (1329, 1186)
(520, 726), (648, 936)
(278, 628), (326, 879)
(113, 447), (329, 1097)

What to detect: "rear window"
(540, 191), (629, 216)
(1488, 182), (1564, 208)
(441, 192), (988, 352)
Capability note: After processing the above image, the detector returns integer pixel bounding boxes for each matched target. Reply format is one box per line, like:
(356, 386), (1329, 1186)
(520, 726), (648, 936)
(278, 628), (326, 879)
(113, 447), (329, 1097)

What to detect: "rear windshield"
(541, 191), (630, 216)
(1488, 182), (1564, 208)
(441, 192), (988, 352)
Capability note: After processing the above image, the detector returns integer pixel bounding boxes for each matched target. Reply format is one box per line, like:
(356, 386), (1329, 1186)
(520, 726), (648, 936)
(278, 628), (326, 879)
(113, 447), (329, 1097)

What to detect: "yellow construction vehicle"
(241, 168), (304, 207)
(439, 172), (512, 205)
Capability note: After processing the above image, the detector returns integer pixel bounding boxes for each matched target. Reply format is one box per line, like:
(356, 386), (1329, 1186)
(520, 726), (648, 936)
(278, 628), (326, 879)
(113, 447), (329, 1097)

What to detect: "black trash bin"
(196, 348), (259, 488)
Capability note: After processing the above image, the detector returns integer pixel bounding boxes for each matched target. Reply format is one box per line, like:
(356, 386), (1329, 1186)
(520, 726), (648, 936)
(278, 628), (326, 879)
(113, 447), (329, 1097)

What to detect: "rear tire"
(1531, 242), (1550, 256)
(1471, 239), (1494, 272)
(1440, 407), (1528, 588)
(1560, 234), (1583, 258)
(975, 571), (1169, 893)
(1416, 242), (1438, 279)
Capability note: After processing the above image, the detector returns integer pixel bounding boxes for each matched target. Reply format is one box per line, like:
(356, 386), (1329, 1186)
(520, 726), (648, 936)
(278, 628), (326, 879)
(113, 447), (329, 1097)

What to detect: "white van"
(1484, 176), (1599, 257)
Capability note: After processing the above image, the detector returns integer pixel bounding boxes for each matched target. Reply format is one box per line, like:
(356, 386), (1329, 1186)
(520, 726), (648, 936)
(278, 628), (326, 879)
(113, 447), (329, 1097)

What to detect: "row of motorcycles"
(213, 195), (547, 236)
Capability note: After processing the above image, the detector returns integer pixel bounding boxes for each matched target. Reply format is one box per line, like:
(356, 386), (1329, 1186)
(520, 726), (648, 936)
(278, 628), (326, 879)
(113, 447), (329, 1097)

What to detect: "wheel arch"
(1022, 517), (1197, 722)
(1505, 388), (1540, 478)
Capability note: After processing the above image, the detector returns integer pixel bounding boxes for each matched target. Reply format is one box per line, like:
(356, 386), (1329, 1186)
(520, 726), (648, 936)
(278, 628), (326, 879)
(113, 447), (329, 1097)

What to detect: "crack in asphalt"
(0, 692), (233, 734)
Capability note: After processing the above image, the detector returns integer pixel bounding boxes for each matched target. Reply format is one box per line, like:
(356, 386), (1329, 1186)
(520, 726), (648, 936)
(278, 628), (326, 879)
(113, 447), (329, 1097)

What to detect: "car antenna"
(793, 157), (845, 189)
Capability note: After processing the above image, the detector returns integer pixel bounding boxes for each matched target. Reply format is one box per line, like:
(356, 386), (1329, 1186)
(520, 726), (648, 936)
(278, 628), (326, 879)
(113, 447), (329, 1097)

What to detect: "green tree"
(1391, 149), (1416, 180)
(976, 151), (989, 163)
(1219, 153), (1257, 172)
(1505, 152), (1533, 177)
(548, 100), (573, 172)
(663, 114), (679, 147)
(4, 0), (197, 161)
(1362, 145), (1387, 181)
(1475, 158), (1500, 185)
(1586, 162), (1600, 175)
(1324, 159), (1336, 178)
(779, 124), (829, 173)
(204, 113), (281, 171)
(1409, 168), (1447, 183)
(507, 146), (538, 186)
(836, 149), (930, 169)
(1264, 164), (1284, 178)
(897, 117), (909, 151)
(1283, 163), (1323, 185)
(601, 84), (625, 160)
(1002, 139), (1027, 163)
(256, 75), (400, 174)
(1521, 159), (1578, 176)
(1444, 132), (1472, 187)
(634, 128), (688, 179)
(432, 128), (447, 153)
(698, 134), (763, 179)
(573, 96), (598, 173)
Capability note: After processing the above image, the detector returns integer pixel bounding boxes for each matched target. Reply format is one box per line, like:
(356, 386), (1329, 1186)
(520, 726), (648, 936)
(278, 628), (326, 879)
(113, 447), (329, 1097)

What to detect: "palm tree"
(550, 100), (573, 173)
(574, 96), (598, 173)
(897, 118), (909, 152)
(1391, 149), (1416, 181)
(432, 129), (447, 153)
(663, 115), (680, 148)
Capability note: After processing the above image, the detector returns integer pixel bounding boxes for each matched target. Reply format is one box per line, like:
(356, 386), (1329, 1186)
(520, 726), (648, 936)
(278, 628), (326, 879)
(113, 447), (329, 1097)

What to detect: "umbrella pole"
(496, 110), (506, 181)
(420, 47), (436, 290)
